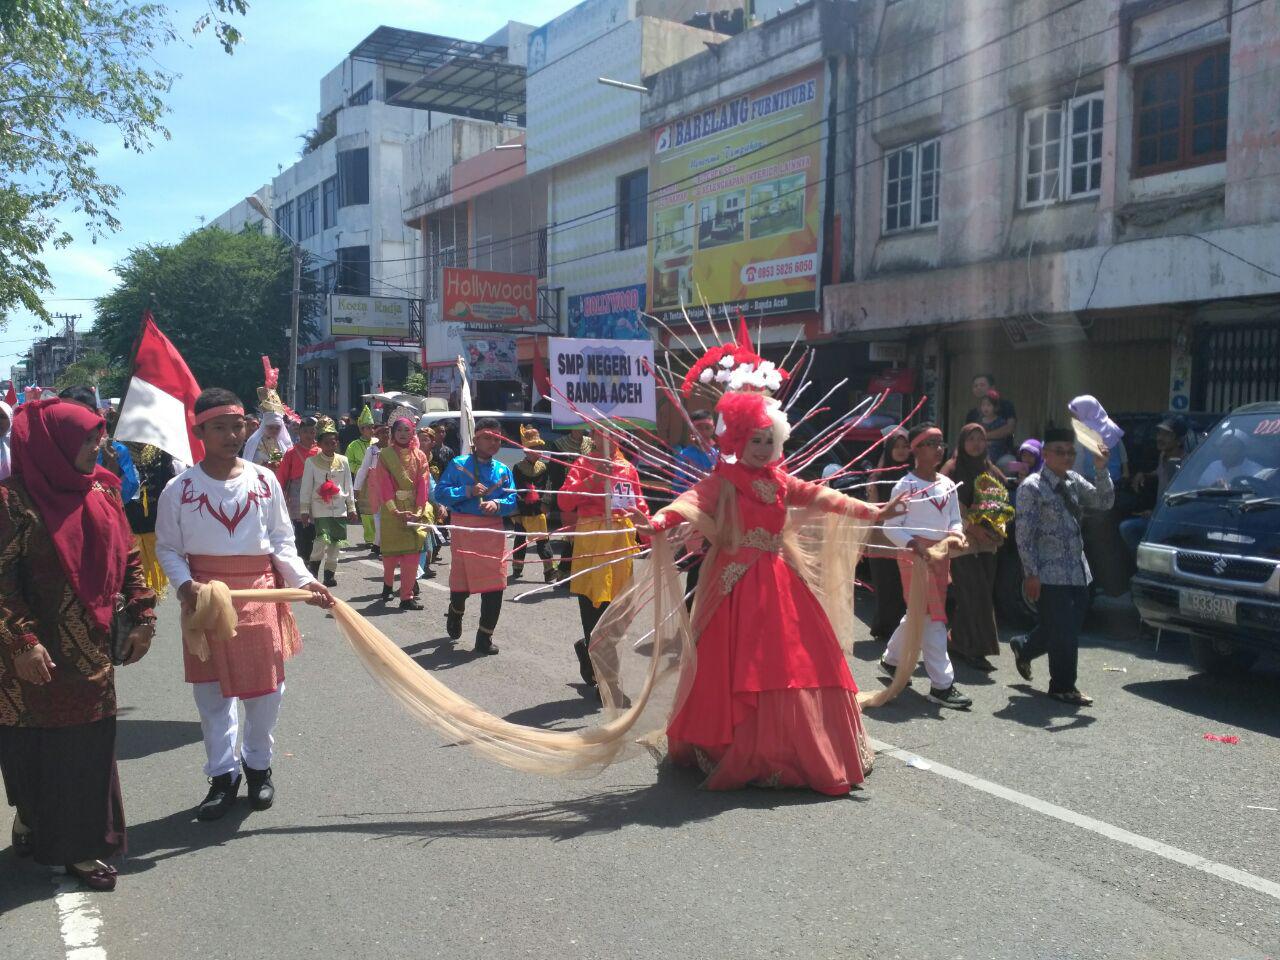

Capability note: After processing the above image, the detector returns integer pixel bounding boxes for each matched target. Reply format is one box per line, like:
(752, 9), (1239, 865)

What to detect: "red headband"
(909, 427), (943, 451)
(194, 404), (245, 425)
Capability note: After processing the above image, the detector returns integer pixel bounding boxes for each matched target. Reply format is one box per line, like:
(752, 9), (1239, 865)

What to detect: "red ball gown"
(655, 462), (876, 795)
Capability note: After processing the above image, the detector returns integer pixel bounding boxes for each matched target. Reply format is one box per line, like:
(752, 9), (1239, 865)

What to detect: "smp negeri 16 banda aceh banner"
(646, 66), (826, 324)
(548, 337), (657, 430)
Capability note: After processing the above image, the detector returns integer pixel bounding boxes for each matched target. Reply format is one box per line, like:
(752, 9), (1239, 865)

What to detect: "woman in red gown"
(638, 391), (901, 795)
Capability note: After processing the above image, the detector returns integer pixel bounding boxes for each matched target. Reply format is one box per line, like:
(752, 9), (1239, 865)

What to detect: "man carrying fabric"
(344, 406), (376, 548)
(155, 389), (334, 821)
(299, 417), (357, 587)
(1012, 427), (1113, 707)
(434, 419), (517, 655)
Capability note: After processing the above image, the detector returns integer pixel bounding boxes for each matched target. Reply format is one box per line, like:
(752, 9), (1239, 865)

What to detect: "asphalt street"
(3, 537), (1278, 960)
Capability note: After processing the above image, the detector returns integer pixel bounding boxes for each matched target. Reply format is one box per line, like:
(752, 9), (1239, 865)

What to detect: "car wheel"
(1190, 635), (1260, 675)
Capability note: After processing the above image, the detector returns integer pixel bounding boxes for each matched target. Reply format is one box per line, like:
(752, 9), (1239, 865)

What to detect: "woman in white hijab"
(243, 410), (292, 467)
(0, 401), (13, 481)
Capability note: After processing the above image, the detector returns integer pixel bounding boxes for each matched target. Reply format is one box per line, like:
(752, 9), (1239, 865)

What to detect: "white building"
(210, 24), (531, 415)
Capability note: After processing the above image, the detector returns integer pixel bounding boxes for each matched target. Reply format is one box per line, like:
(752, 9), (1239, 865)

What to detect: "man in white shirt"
(156, 388), (333, 822)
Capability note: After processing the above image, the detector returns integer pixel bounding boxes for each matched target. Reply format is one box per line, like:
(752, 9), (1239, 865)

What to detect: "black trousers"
(451, 590), (503, 633)
(868, 556), (906, 639)
(577, 594), (608, 640)
(293, 520), (315, 565)
(512, 525), (553, 568)
(1022, 584), (1090, 693)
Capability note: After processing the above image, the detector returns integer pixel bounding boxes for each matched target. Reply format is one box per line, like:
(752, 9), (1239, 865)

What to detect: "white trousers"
(885, 618), (954, 690)
(192, 681), (285, 778)
(310, 539), (340, 572)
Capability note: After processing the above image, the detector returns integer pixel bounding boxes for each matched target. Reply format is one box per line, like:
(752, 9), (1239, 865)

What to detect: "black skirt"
(0, 716), (125, 866)
(868, 556), (906, 639)
(948, 552), (1000, 659)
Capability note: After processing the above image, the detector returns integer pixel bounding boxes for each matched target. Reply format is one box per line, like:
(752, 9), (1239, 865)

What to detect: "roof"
(350, 27), (526, 125)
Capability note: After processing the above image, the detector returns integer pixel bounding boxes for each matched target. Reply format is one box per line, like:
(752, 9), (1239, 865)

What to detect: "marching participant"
(344, 405), (377, 548)
(434, 419), (517, 654)
(299, 416), (357, 587)
(155, 388), (333, 821)
(511, 424), (557, 583)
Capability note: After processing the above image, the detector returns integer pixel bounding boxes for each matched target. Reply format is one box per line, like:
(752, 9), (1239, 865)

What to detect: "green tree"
(0, 1), (249, 324)
(52, 350), (126, 396)
(94, 227), (318, 405)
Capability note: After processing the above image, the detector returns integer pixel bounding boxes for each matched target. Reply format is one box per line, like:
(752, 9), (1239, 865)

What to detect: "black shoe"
(574, 638), (597, 687)
(380, 584), (394, 602)
(474, 630), (499, 655)
(399, 598), (424, 611)
(306, 560), (321, 578)
(1010, 635), (1032, 682)
(243, 763), (275, 811)
(928, 685), (973, 710)
(879, 657), (899, 676)
(11, 825), (33, 858)
(322, 571), (337, 588)
(197, 773), (241, 821)
(445, 605), (463, 640)
(544, 566), (558, 584)
(511, 565), (523, 580)
(370, 545), (381, 558)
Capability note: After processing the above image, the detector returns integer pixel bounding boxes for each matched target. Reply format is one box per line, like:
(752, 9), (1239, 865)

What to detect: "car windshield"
(1164, 412), (1280, 499)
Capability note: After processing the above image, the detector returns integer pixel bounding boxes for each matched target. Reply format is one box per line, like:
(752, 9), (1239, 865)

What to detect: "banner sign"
(549, 336), (656, 429)
(646, 66), (825, 324)
(463, 335), (519, 381)
(329, 294), (412, 338)
(567, 284), (648, 340)
(442, 268), (538, 327)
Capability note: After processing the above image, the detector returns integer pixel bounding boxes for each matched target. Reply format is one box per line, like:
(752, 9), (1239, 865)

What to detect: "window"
(1134, 45), (1229, 176)
(1021, 93), (1103, 206)
(322, 176), (338, 229)
(328, 363), (340, 410)
(298, 186), (319, 239)
(617, 169), (648, 249)
(337, 147), (370, 207)
(473, 235), (493, 271)
(321, 262), (336, 295)
(273, 200), (294, 240)
(303, 366), (320, 411)
(385, 78), (409, 101)
(347, 83), (373, 107)
(336, 245), (370, 296)
(882, 137), (940, 233)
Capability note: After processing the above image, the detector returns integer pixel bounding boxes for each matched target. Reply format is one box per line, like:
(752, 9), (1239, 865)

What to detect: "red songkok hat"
(714, 391), (773, 459)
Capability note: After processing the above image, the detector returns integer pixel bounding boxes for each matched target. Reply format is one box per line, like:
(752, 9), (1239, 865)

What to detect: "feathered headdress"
(257, 356), (285, 415)
(681, 314), (789, 397)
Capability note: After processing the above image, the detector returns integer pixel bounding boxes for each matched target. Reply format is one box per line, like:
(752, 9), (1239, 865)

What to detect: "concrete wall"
(320, 57), (379, 118)
(828, 0), (1280, 336)
(210, 184), (272, 235)
(525, 17), (723, 173)
(547, 135), (650, 309)
(402, 119), (523, 219)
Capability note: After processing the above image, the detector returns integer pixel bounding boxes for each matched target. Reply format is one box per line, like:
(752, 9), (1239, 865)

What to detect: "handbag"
(109, 593), (135, 666)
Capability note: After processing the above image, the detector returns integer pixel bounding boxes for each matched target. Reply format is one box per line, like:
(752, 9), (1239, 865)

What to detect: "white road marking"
(871, 738), (1280, 903)
(52, 873), (107, 960)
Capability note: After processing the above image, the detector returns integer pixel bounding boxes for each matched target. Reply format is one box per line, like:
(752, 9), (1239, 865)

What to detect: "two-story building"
(824, 0), (1280, 438)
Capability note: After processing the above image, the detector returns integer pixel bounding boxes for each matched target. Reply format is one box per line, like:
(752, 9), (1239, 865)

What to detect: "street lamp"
(246, 194), (303, 413)
(597, 76), (651, 94)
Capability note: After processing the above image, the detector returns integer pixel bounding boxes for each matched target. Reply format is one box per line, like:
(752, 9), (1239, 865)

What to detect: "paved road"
(3, 540), (1278, 960)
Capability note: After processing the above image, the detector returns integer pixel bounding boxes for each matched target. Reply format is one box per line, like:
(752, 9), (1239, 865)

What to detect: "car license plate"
(1178, 589), (1237, 625)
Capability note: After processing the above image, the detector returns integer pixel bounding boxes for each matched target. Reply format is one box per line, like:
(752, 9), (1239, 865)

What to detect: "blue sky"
(3, 0), (573, 375)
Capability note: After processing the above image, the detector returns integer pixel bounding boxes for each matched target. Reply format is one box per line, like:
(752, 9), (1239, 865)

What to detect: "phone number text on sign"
(740, 254), (817, 285)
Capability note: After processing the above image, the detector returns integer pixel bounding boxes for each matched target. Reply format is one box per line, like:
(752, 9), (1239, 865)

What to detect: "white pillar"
(369, 347), (384, 393)
(338, 351), (351, 415)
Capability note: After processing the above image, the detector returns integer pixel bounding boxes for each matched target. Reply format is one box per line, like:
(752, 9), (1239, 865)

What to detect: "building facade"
(823, 0), (1280, 438)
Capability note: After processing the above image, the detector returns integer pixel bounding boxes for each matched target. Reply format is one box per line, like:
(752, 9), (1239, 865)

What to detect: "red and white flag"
(113, 312), (204, 464)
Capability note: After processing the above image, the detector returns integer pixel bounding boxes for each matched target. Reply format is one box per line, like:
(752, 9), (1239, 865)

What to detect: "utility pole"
(289, 244), (302, 411)
(51, 312), (82, 363)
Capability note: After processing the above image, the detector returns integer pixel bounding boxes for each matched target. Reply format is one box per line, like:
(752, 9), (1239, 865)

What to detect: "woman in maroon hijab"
(0, 398), (157, 891)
